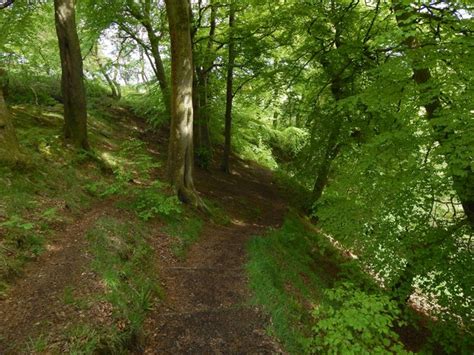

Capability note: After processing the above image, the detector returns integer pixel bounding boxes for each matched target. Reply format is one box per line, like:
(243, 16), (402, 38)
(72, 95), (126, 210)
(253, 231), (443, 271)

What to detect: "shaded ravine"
(142, 161), (288, 354)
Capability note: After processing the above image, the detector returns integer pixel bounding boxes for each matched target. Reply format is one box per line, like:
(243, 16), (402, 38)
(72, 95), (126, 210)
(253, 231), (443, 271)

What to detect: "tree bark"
(165, 0), (200, 205)
(54, 0), (89, 150)
(0, 69), (23, 165)
(312, 120), (342, 203)
(196, 68), (211, 151)
(145, 23), (171, 118)
(221, 2), (236, 173)
(311, 32), (346, 205)
(392, 0), (474, 226)
(194, 1), (215, 159)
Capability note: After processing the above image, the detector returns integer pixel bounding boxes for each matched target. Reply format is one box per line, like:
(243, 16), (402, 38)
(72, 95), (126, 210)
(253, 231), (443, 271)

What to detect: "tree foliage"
(1, 0), (472, 352)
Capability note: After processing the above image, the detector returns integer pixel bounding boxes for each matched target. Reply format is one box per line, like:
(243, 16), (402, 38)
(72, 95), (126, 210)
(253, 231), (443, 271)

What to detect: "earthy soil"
(0, 200), (120, 352)
(141, 159), (288, 354)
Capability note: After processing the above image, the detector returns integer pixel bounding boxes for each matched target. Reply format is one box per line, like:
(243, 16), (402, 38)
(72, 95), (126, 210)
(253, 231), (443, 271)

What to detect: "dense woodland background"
(0, 0), (473, 353)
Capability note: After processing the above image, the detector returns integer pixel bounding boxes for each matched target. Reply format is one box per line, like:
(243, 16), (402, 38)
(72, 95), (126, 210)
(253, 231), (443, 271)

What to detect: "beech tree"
(164, 0), (200, 205)
(392, 0), (474, 226)
(54, 0), (89, 150)
(1, 0), (472, 351)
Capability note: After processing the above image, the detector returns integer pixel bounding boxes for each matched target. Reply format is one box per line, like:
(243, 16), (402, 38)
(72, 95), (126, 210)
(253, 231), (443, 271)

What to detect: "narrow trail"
(143, 161), (288, 354)
(0, 200), (120, 352)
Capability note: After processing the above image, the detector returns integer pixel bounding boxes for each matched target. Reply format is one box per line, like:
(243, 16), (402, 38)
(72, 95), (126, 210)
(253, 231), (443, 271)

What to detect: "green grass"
(1, 101), (167, 352)
(246, 213), (382, 353)
(54, 216), (161, 353)
(205, 199), (231, 226)
(0, 104), (122, 290)
(246, 214), (416, 354)
(163, 215), (204, 259)
(64, 324), (103, 355)
(246, 215), (341, 353)
(25, 334), (50, 354)
(0, 101), (158, 294)
(62, 285), (90, 309)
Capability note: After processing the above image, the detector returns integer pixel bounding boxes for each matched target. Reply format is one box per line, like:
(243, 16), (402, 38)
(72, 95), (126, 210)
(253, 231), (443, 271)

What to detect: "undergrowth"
(162, 215), (204, 259)
(1, 97), (208, 352)
(61, 217), (161, 353)
(0, 105), (105, 294)
(246, 214), (408, 354)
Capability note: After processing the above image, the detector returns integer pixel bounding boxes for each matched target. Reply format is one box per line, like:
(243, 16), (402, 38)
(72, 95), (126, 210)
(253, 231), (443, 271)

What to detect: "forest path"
(0, 199), (123, 352)
(142, 157), (288, 354)
(0, 111), (288, 353)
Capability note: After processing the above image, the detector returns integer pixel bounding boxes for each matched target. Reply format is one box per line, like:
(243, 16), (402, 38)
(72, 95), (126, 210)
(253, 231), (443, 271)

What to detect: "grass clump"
(205, 199), (231, 226)
(85, 138), (160, 198)
(163, 215), (204, 259)
(0, 215), (45, 291)
(59, 216), (161, 353)
(131, 182), (182, 221)
(25, 334), (50, 354)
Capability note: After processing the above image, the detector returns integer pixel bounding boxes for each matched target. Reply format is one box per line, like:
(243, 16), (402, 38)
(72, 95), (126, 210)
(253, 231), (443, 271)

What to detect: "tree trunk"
(145, 23), (171, 119)
(392, 0), (474, 226)
(54, 0), (89, 150)
(98, 63), (119, 99)
(221, 2), (236, 173)
(312, 124), (342, 203)
(194, 0), (215, 159)
(165, 0), (200, 205)
(0, 70), (23, 165)
(189, 1), (214, 167)
(197, 69), (211, 151)
(311, 66), (345, 205)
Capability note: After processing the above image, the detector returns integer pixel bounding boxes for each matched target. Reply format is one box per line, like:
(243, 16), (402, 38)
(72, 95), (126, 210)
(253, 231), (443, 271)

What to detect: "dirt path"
(142, 160), (288, 354)
(0, 200), (118, 353)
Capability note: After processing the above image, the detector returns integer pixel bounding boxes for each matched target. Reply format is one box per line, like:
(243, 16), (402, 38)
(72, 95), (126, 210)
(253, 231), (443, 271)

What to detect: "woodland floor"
(141, 159), (287, 354)
(0, 111), (288, 354)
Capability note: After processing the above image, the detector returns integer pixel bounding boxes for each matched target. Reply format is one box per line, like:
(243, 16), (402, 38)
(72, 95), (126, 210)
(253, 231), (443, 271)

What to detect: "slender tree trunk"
(200, 0), (215, 153)
(392, 0), (474, 226)
(196, 1), (215, 156)
(126, 0), (171, 119)
(145, 24), (171, 119)
(192, 69), (202, 149)
(98, 63), (119, 99)
(311, 68), (345, 204)
(54, 0), (89, 150)
(310, 4), (350, 206)
(197, 69), (211, 150)
(190, 1), (214, 166)
(165, 0), (200, 205)
(312, 122), (342, 203)
(221, 2), (236, 173)
(0, 69), (23, 164)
